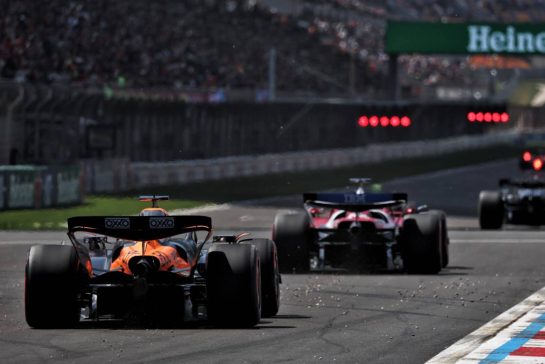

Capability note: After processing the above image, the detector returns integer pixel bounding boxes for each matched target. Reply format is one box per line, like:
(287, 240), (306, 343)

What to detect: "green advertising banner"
(386, 21), (545, 55)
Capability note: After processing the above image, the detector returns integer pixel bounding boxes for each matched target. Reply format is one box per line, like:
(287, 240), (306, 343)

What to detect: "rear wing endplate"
(303, 192), (408, 211)
(67, 216), (212, 241)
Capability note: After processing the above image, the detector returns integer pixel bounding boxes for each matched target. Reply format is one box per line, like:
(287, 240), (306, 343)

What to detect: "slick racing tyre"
(273, 212), (311, 273)
(478, 191), (504, 230)
(25, 245), (83, 328)
(428, 210), (449, 268)
(402, 214), (442, 274)
(206, 243), (261, 327)
(242, 238), (280, 317)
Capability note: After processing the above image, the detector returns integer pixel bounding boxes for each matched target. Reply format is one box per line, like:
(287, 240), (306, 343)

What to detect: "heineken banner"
(386, 21), (545, 55)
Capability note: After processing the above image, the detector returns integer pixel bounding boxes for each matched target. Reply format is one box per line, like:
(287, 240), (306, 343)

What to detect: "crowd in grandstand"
(2, 0), (545, 97)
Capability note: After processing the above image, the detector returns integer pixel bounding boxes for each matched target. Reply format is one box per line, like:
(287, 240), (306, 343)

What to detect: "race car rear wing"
(303, 192), (408, 211)
(67, 215), (212, 241)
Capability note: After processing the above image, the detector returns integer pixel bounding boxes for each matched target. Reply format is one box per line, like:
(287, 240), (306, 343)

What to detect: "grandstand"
(3, 0), (545, 99)
(1, 1), (544, 165)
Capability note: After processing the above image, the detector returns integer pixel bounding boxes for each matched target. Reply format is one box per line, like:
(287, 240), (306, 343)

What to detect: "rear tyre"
(429, 210), (449, 268)
(242, 238), (280, 317)
(25, 245), (83, 328)
(273, 212), (311, 273)
(402, 214), (442, 274)
(478, 191), (504, 230)
(206, 243), (261, 327)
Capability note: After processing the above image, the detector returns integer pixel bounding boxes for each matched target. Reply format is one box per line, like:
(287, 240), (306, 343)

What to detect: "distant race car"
(519, 148), (545, 171)
(25, 195), (280, 328)
(272, 179), (449, 274)
(479, 178), (545, 229)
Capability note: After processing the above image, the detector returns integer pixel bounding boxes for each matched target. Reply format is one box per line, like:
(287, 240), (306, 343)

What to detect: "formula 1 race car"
(519, 148), (545, 171)
(272, 179), (449, 274)
(479, 178), (545, 229)
(25, 196), (280, 328)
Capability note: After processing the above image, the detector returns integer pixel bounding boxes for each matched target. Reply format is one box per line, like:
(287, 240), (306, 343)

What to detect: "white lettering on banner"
(489, 31), (506, 52)
(468, 25), (545, 53)
(506, 27), (516, 52)
(8, 175), (33, 208)
(518, 32), (535, 52)
(57, 173), (79, 204)
(149, 217), (175, 229)
(537, 33), (545, 52)
(105, 218), (130, 229)
(468, 25), (490, 52)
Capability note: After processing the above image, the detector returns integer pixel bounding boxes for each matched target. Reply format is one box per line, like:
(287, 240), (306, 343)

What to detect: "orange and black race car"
(25, 196), (280, 328)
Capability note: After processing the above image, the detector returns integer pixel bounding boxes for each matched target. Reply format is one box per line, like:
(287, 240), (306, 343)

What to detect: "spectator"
(2, 0), (545, 98)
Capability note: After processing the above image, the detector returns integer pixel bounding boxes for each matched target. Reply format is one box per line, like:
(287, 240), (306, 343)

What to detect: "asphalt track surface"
(3, 159), (545, 363)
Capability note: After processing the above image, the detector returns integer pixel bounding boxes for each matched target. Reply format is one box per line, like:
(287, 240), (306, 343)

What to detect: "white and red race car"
(273, 179), (449, 274)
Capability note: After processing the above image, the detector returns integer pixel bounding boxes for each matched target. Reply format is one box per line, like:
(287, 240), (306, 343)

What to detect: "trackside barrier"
(4, 81), (518, 166)
(0, 171), (5, 209)
(80, 159), (130, 194)
(0, 165), (83, 210)
(127, 130), (518, 189)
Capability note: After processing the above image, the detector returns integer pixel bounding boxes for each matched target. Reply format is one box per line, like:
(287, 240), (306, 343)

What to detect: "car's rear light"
(533, 159), (543, 171)
(523, 151), (532, 162)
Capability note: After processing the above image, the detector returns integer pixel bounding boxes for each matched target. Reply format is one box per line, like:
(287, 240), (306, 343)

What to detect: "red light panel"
(400, 116), (411, 127)
(523, 151), (532, 162)
(492, 112), (501, 122)
(468, 111), (510, 124)
(357, 115), (411, 128)
(534, 159), (543, 171)
(358, 116), (369, 127)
